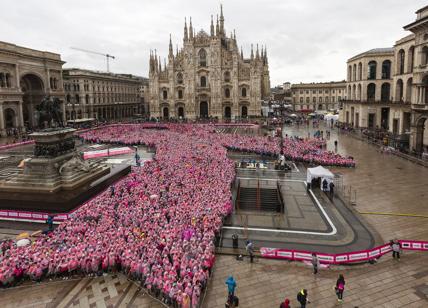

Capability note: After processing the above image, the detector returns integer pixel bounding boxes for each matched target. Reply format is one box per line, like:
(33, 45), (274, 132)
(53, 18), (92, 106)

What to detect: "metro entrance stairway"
(237, 187), (282, 212)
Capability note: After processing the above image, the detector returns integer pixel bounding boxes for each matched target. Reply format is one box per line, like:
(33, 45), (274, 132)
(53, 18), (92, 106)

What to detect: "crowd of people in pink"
(0, 124), (354, 307)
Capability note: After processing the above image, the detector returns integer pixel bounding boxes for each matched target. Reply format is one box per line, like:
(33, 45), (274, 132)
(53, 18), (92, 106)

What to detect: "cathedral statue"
(148, 5), (270, 121)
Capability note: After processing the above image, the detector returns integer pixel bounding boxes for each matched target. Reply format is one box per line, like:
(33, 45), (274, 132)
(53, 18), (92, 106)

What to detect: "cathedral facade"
(148, 6), (270, 120)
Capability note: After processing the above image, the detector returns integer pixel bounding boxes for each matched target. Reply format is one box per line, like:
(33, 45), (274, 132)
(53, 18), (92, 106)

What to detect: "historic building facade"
(404, 5), (428, 152)
(340, 5), (428, 153)
(148, 6), (270, 120)
(63, 69), (148, 121)
(0, 41), (65, 136)
(291, 81), (346, 112)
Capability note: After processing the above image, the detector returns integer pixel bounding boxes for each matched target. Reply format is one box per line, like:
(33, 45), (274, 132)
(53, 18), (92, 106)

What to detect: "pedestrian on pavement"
(329, 181), (335, 199)
(391, 239), (401, 260)
(46, 215), (54, 231)
(246, 240), (255, 263)
(335, 274), (345, 302)
(322, 179), (328, 192)
(232, 233), (239, 249)
(297, 289), (309, 308)
(334, 140), (338, 152)
(225, 275), (237, 297)
(311, 253), (319, 274)
(279, 298), (291, 308)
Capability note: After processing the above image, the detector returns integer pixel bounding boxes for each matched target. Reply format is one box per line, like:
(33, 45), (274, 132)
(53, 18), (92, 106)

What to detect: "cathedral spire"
(261, 45), (264, 59)
(240, 46), (243, 60)
(256, 44), (260, 59)
(149, 50), (153, 73)
(158, 56), (161, 72)
(220, 4), (225, 35)
(154, 49), (158, 72)
(251, 44), (254, 60)
(176, 44), (179, 57)
(233, 29), (236, 41)
(216, 15), (219, 37)
(184, 17), (188, 41)
(169, 34), (173, 58)
(210, 15), (214, 37)
(264, 46), (268, 64)
(189, 17), (193, 39)
(164, 58), (167, 70)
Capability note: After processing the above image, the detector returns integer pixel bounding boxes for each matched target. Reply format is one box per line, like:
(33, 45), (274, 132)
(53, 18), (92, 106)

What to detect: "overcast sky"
(1, 0), (426, 86)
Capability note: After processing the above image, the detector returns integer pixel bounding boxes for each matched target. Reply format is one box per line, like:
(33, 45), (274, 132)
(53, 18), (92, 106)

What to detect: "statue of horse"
(35, 96), (64, 128)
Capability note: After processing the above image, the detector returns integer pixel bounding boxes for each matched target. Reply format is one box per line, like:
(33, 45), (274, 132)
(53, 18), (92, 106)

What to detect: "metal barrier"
(260, 240), (428, 264)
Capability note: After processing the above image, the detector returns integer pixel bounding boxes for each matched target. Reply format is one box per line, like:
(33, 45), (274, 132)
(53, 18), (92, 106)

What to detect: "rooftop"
(63, 68), (147, 82)
(348, 47), (394, 62)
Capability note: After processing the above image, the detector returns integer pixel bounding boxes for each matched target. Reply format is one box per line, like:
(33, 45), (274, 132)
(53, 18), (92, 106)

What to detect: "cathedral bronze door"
(241, 106), (248, 118)
(178, 107), (184, 118)
(224, 106), (231, 119)
(163, 107), (169, 119)
(200, 101), (208, 118)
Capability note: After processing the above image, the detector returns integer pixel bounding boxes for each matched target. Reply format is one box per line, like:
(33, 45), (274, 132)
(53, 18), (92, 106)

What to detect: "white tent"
(306, 165), (334, 184)
(324, 114), (339, 122)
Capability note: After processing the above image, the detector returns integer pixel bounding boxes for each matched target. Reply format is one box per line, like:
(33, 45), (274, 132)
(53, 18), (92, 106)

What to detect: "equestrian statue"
(35, 96), (64, 129)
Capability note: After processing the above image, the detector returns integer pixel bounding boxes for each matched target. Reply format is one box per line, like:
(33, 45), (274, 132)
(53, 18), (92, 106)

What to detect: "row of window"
(347, 78), (413, 102)
(175, 71), (233, 85)
(299, 96), (341, 103)
(64, 81), (139, 93)
(66, 94), (138, 104)
(0, 72), (12, 88)
(348, 60), (392, 81)
(161, 86), (248, 100)
(296, 89), (342, 95)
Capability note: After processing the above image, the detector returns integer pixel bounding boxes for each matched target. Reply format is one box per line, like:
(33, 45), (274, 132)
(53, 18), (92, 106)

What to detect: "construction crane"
(70, 47), (115, 72)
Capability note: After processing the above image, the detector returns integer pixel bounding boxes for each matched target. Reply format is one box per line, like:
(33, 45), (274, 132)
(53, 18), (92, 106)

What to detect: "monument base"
(0, 128), (131, 213)
(0, 164), (131, 213)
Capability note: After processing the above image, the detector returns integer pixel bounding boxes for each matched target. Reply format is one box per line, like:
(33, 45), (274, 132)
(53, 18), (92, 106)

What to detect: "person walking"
(335, 274), (345, 302)
(297, 289), (309, 308)
(225, 275), (237, 297)
(246, 240), (255, 263)
(311, 253), (319, 275)
(46, 215), (54, 232)
(329, 181), (335, 199)
(391, 239), (401, 260)
(279, 298), (291, 308)
(322, 179), (328, 192)
(334, 140), (338, 152)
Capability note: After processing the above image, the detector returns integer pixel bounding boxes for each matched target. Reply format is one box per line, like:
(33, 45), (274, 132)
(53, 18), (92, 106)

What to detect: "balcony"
(196, 85), (210, 92)
(411, 103), (428, 111)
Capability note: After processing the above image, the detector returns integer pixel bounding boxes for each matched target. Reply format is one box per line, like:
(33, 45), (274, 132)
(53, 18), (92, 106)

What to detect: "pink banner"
(260, 240), (427, 264)
(0, 140), (34, 151)
(82, 147), (134, 159)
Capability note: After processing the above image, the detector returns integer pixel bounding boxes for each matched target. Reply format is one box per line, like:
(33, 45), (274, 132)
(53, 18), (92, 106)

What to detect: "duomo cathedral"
(148, 6), (270, 120)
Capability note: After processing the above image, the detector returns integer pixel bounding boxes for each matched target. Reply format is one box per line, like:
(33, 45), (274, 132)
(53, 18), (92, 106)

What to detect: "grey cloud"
(0, 0), (426, 85)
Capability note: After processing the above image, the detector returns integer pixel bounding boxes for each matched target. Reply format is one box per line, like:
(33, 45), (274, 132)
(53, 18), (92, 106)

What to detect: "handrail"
(236, 179), (241, 212)
(277, 181), (285, 213)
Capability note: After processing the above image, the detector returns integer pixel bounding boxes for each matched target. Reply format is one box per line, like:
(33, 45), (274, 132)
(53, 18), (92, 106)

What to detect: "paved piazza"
(0, 124), (427, 307)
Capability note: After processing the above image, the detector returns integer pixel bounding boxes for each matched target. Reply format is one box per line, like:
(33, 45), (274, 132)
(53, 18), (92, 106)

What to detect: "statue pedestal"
(0, 128), (130, 213)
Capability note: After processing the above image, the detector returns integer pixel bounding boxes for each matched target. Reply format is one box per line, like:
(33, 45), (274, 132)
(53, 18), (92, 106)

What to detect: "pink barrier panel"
(260, 241), (428, 264)
(0, 140), (34, 151)
(0, 210), (68, 222)
(82, 147), (134, 159)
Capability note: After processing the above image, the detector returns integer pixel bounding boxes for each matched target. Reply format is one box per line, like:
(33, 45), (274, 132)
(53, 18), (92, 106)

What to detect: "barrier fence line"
(82, 146), (134, 160)
(260, 240), (428, 264)
(0, 140), (34, 151)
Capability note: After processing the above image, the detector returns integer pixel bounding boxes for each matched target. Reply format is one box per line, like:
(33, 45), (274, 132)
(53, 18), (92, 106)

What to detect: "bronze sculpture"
(35, 96), (64, 129)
